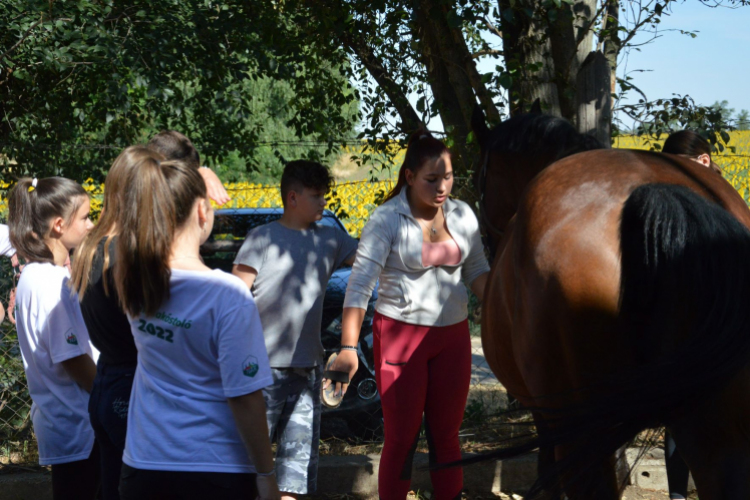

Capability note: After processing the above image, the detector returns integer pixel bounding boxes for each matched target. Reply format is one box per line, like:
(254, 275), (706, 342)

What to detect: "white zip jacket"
(343, 188), (490, 326)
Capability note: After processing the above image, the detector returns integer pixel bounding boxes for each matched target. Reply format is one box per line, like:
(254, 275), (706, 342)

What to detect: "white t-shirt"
(0, 224), (16, 257)
(14, 262), (98, 465)
(122, 268), (273, 473)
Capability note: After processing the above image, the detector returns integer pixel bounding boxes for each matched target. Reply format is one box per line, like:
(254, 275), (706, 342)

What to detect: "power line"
(0, 139), (398, 151)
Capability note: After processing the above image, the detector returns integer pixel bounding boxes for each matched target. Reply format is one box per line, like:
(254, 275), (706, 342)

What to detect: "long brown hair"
(114, 161), (207, 317)
(8, 177), (87, 264)
(71, 146), (166, 298)
(384, 128), (450, 203)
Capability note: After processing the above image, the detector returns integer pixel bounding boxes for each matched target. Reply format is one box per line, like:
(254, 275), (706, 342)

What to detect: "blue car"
(199, 208), (382, 439)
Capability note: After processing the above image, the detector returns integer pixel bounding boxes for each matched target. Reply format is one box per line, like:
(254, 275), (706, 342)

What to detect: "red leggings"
(373, 312), (472, 500)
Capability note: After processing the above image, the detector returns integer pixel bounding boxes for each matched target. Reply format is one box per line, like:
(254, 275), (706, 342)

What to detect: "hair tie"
(28, 178), (37, 192)
(419, 134), (428, 140)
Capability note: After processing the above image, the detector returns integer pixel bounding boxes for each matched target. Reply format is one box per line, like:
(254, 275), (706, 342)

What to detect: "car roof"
(212, 208), (345, 236)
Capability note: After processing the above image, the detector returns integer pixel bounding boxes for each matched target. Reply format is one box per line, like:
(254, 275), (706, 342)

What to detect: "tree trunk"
(498, 0), (600, 125)
(412, 0), (490, 183)
(547, 0), (597, 127)
(576, 51), (612, 145)
(601, 0), (620, 97)
(497, 0), (560, 117)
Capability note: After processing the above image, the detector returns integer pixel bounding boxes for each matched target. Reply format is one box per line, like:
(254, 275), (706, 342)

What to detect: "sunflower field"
(614, 130), (750, 202)
(3, 132), (750, 234)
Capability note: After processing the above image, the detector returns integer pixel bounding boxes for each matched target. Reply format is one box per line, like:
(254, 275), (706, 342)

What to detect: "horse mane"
(475, 110), (604, 163)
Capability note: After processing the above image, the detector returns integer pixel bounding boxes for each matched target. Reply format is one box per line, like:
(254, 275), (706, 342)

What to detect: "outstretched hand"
(323, 349), (359, 397)
(198, 167), (231, 206)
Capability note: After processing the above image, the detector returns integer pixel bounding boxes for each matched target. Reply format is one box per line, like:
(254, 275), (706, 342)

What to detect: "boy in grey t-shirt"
(232, 161), (357, 498)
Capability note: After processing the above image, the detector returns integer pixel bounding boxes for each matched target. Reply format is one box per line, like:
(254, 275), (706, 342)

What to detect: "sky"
(415, 1), (750, 132)
(617, 1), (750, 116)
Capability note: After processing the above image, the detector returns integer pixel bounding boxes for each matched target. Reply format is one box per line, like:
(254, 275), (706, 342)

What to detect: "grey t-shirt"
(234, 221), (358, 367)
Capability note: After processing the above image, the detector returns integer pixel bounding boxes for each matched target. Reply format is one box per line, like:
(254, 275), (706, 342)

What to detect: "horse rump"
(440, 183), (750, 498)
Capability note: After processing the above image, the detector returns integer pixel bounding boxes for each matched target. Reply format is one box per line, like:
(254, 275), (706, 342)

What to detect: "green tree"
(0, 0), (358, 180)
(710, 100), (736, 123)
(735, 109), (750, 131)
(291, 0), (749, 183)
(212, 73), (359, 183)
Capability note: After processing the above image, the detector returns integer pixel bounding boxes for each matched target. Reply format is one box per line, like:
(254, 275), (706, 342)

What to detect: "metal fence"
(0, 180), (502, 469)
(0, 258), (35, 469)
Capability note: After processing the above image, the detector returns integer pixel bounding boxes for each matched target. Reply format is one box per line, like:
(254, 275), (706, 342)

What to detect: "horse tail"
(471, 104), (491, 150)
(447, 183), (750, 497)
(619, 183), (750, 390)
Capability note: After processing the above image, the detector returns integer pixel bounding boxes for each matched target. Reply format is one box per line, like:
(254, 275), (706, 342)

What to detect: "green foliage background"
(0, 0), (359, 182)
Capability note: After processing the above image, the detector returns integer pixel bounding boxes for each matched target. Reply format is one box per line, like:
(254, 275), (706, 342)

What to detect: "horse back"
(492, 148), (750, 404)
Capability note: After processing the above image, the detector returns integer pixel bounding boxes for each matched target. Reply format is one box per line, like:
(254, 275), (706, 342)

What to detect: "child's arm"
(342, 251), (357, 267)
(60, 354), (96, 393)
(198, 167), (231, 206)
(232, 264), (258, 291)
(227, 391), (280, 499)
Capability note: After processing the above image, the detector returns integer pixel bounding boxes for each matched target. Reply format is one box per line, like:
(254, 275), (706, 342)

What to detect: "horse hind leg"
(537, 445), (564, 500)
(531, 414), (564, 500)
(556, 444), (622, 500)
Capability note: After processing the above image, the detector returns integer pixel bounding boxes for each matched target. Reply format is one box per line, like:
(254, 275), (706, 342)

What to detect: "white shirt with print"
(14, 262), (98, 465)
(122, 268), (272, 473)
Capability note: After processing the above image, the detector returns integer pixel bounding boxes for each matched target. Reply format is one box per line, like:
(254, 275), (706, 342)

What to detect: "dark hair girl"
(663, 130), (722, 175)
(325, 129), (491, 498)
(383, 129), (450, 203)
(660, 129), (717, 500)
(8, 177), (99, 500)
(113, 161), (280, 500)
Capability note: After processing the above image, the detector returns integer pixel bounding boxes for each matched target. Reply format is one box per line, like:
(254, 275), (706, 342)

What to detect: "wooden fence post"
(576, 51), (612, 147)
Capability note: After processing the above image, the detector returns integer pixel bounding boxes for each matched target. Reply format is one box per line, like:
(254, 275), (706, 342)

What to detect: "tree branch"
(620, 0), (674, 48)
(575, 0), (609, 48)
(0, 17), (45, 63)
(341, 34), (421, 132)
(483, 16), (503, 38)
(472, 49), (503, 59)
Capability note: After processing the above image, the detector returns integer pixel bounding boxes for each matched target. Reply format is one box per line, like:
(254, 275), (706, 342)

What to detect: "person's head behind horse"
(384, 128), (450, 203)
(663, 130), (721, 175)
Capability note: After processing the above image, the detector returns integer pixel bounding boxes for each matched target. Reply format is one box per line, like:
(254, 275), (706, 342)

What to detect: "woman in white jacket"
(326, 130), (490, 499)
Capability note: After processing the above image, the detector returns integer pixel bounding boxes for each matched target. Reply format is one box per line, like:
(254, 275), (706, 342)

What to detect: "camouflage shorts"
(263, 366), (322, 495)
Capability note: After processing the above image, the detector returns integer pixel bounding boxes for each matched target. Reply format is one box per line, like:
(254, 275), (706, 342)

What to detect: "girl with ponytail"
(70, 145), (235, 500)
(113, 161), (279, 500)
(8, 177), (99, 500)
(326, 129), (491, 499)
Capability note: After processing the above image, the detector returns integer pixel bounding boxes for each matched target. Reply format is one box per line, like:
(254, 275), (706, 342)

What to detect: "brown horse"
(471, 109), (750, 499)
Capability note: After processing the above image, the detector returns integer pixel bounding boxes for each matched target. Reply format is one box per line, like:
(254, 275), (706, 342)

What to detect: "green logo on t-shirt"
(65, 332), (78, 345)
(242, 356), (259, 378)
(154, 311), (192, 329)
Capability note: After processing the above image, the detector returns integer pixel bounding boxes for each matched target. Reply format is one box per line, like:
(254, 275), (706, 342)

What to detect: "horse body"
(475, 112), (750, 499)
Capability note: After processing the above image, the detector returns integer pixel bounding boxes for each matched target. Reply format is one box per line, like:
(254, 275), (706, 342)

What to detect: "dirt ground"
(309, 486), (698, 500)
(621, 486), (698, 499)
